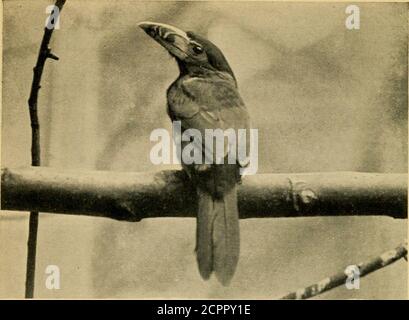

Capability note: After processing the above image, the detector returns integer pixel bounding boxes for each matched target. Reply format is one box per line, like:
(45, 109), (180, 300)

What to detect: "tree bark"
(280, 241), (407, 299)
(25, 0), (66, 298)
(2, 167), (407, 220)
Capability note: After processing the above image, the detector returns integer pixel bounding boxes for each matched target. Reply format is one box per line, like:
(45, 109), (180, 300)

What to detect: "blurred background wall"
(1, 0), (407, 299)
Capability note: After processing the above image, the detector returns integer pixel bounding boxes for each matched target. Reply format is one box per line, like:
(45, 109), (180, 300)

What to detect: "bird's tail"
(196, 185), (240, 286)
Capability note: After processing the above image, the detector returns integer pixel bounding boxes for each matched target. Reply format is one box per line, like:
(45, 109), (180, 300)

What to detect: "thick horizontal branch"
(1, 167), (407, 221)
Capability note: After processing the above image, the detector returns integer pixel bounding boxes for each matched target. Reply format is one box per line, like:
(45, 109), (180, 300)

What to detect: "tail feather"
(196, 189), (215, 280)
(212, 187), (240, 285)
(196, 186), (240, 285)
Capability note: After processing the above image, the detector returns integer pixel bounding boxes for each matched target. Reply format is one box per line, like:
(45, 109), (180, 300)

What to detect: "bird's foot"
(195, 163), (211, 172)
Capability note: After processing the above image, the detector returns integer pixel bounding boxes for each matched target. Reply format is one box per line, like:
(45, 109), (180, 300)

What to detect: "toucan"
(139, 22), (250, 285)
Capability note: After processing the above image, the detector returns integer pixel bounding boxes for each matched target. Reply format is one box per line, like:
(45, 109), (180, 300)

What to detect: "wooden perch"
(1, 167), (407, 220)
(279, 241), (408, 299)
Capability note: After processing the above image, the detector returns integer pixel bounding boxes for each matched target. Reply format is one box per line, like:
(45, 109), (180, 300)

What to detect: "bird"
(139, 21), (250, 285)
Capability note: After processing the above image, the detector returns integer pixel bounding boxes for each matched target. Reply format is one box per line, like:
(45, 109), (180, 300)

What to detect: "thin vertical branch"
(25, 0), (66, 299)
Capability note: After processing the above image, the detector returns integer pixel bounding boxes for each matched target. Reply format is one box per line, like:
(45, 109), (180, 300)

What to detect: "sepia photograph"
(0, 0), (408, 302)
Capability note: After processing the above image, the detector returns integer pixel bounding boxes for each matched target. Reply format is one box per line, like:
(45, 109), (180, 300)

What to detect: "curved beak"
(138, 21), (191, 60)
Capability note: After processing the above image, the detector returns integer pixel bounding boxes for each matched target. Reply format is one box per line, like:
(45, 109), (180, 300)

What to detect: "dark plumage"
(139, 22), (250, 285)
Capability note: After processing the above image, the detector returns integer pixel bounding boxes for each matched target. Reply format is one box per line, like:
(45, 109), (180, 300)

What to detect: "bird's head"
(139, 21), (235, 80)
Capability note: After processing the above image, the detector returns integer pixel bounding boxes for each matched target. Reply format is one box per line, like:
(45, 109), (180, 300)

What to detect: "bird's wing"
(168, 76), (250, 165)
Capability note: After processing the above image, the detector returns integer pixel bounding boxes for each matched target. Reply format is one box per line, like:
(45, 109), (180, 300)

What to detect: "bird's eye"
(192, 45), (203, 54)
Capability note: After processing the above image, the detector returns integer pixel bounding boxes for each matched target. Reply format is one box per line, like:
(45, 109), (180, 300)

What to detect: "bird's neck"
(177, 60), (210, 77)
(176, 61), (236, 84)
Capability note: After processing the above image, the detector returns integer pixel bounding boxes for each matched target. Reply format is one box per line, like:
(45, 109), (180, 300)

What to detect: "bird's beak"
(138, 21), (190, 60)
